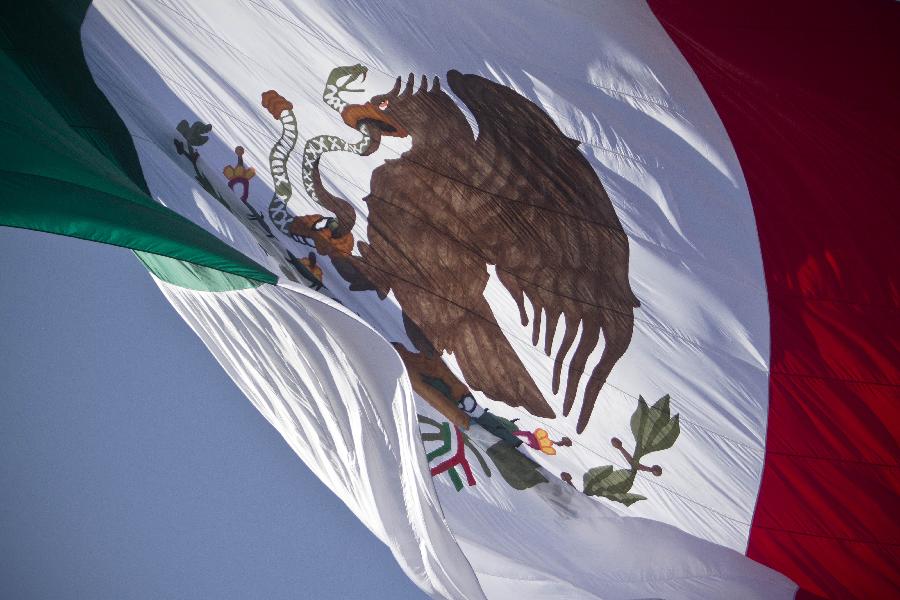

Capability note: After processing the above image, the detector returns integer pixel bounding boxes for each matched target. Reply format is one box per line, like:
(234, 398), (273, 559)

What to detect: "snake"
(262, 64), (374, 237)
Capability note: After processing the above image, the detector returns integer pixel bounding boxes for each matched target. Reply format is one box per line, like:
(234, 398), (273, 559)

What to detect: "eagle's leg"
(576, 309), (635, 434)
(391, 335), (471, 430)
(319, 240), (393, 298)
(396, 313), (471, 429)
(329, 252), (387, 297)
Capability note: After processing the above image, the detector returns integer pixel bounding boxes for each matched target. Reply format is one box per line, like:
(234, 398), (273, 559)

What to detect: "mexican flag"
(2, 1), (896, 598)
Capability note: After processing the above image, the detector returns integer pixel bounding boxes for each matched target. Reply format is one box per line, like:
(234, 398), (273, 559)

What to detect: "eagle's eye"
(378, 100), (389, 111)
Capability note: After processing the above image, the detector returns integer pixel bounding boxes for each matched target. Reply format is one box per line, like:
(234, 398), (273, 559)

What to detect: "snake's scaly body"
(266, 65), (373, 237)
(266, 108), (298, 234)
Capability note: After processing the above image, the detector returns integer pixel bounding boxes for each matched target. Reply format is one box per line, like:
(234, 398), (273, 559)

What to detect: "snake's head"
(327, 64), (368, 94)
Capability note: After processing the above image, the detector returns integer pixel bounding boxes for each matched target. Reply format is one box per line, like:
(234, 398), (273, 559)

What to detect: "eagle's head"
(340, 73), (465, 155)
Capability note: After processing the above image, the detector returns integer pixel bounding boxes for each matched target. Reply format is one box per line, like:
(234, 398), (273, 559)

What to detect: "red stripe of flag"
(648, 1), (900, 598)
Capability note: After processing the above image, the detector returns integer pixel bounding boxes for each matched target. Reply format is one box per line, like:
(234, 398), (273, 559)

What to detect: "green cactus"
(176, 120), (212, 148)
(173, 119), (230, 213)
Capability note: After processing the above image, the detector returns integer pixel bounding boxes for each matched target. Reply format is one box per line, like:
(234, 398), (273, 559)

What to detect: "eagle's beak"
(340, 101), (409, 142)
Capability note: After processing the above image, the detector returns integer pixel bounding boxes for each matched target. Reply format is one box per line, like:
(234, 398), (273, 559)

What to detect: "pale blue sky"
(0, 227), (426, 599)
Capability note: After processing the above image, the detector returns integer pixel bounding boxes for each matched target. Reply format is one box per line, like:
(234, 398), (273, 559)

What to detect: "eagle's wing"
(447, 71), (639, 433)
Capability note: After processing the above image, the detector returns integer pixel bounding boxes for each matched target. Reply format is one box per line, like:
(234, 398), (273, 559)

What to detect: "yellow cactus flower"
(534, 428), (556, 455)
(223, 165), (256, 181)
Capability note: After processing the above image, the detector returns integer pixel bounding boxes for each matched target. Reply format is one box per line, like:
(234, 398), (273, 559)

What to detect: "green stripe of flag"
(0, 0), (276, 288)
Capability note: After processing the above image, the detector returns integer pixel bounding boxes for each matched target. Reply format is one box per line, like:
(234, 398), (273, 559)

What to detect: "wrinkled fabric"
(81, 0), (802, 597)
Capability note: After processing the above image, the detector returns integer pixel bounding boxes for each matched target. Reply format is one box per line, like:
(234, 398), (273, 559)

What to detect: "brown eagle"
(315, 71), (638, 434)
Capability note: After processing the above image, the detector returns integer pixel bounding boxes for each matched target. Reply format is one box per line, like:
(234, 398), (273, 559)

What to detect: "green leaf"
(176, 120), (212, 147)
(492, 414), (519, 434)
(192, 122), (212, 146)
(598, 491), (647, 506)
(605, 468), (636, 494)
(582, 465), (613, 496)
(176, 119), (190, 139)
(486, 443), (547, 490)
(651, 394), (670, 421)
(631, 394), (681, 458)
(643, 414), (681, 455)
(630, 396), (651, 453)
(583, 466), (636, 496)
(631, 396), (650, 445)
